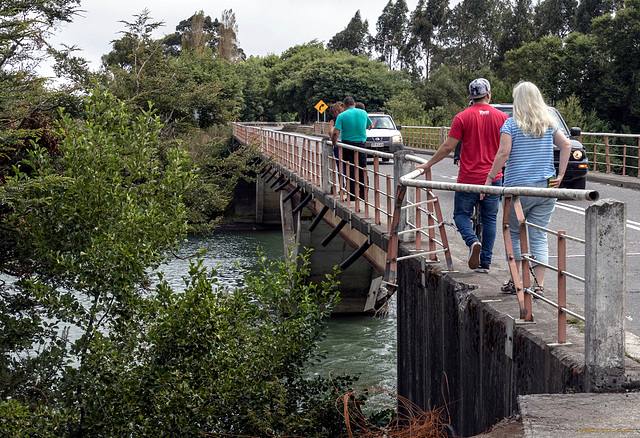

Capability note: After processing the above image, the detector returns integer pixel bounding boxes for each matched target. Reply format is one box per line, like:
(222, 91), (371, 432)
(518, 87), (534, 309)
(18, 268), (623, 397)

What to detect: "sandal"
(501, 279), (516, 294)
(531, 285), (545, 299)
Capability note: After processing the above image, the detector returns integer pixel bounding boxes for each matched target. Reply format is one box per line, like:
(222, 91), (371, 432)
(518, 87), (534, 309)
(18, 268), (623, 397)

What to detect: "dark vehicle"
(492, 104), (588, 189)
(366, 113), (405, 157)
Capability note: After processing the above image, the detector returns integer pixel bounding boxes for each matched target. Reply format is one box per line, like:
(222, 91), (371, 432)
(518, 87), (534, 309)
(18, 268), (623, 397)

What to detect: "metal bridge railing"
(392, 160), (628, 388)
(579, 132), (640, 177)
(318, 122), (640, 178)
(235, 121), (627, 389)
(400, 126), (450, 150)
(233, 122), (396, 229)
(395, 161), (599, 329)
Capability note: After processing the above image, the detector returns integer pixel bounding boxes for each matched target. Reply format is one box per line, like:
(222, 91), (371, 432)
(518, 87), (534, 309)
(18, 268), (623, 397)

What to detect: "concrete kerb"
(587, 170), (640, 190)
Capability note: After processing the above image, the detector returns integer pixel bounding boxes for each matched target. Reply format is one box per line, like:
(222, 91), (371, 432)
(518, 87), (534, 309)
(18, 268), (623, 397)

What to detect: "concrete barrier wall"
(397, 256), (587, 436)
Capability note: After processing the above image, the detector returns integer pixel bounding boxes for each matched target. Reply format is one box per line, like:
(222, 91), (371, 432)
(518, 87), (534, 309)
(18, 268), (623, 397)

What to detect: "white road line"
(555, 202), (585, 215)
(548, 253), (640, 258)
(556, 202), (640, 231)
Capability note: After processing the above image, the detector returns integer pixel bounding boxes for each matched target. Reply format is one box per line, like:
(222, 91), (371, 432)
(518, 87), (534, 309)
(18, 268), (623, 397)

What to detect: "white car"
(366, 113), (405, 159)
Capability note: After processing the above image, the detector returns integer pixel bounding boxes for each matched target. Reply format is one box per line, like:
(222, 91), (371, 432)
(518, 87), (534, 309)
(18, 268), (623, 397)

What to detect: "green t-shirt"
(334, 108), (372, 142)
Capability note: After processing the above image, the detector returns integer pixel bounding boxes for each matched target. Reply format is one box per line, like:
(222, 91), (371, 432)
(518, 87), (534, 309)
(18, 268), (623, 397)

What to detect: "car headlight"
(572, 150), (584, 160)
(392, 135), (403, 143)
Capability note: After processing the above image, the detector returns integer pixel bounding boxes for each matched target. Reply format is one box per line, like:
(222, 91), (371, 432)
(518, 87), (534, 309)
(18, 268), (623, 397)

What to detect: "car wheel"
(571, 177), (586, 190)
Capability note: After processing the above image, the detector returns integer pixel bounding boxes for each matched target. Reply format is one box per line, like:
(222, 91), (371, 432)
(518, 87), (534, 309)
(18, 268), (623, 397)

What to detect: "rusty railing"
(393, 164), (600, 344)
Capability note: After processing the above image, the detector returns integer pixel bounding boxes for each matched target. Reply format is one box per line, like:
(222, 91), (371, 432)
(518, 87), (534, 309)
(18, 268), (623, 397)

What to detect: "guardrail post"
(394, 150), (415, 243)
(585, 199), (626, 391)
(321, 138), (333, 196)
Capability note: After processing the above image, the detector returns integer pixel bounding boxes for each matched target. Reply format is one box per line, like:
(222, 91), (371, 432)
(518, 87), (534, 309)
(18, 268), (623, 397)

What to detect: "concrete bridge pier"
(295, 217), (377, 314)
(236, 167), (381, 314)
(278, 185), (377, 313)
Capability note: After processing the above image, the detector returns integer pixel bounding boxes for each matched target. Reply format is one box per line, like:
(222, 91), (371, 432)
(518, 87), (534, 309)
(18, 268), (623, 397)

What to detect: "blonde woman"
(484, 82), (571, 296)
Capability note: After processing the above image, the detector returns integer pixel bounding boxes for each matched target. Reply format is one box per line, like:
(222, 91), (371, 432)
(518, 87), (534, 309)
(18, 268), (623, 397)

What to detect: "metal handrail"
(236, 121), (626, 383)
(233, 122), (396, 227)
(395, 163), (600, 344)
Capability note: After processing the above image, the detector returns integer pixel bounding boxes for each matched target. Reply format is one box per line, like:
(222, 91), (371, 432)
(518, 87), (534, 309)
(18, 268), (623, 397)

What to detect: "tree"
(266, 41), (327, 121)
(589, 0), (640, 130)
(218, 9), (244, 63)
(533, 0), (578, 38)
(374, 0), (410, 69)
(180, 11), (212, 54)
(575, 0), (623, 33)
(501, 36), (565, 102)
(67, 254), (351, 436)
(163, 11), (220, 56)
(0, 0), (80, 73)
(438, 0), (505, 74)
(1, 0), (82, 179)
(558, 32), (604, 108)
(103, 10), (240, 131)
(384, 88), (430, 124)
(267, 45), (407, 122)
(236, 55), (277, 121)
(419, 64), (468, 116)
(327, 10), (371, 56)
(0, 86), (359, 433)
(495, 0), (535, 63)
(0, 88), (195, 411)
(409, 0), (448, 79)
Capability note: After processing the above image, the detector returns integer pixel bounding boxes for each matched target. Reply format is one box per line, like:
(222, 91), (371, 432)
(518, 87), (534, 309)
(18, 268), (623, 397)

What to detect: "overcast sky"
(46, 0), (420, 76)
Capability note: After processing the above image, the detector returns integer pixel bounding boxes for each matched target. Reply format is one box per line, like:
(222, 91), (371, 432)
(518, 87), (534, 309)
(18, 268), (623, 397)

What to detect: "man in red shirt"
(415, 78), (507, 272)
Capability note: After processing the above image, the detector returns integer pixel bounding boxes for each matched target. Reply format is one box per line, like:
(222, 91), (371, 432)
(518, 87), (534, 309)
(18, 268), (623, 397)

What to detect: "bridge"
(232, 122), (640, 436)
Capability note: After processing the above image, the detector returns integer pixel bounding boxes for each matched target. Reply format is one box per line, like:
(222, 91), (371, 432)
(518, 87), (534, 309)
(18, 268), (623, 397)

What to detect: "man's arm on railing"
(414, 136), (459, 174)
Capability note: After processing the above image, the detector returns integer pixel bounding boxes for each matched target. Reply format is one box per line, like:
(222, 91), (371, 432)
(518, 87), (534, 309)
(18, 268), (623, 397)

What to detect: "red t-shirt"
(448, 104), (508, 185)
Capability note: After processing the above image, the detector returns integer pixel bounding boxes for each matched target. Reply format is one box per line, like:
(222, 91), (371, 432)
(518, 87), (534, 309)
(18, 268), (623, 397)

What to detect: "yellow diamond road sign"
(315, 100), (328, 114)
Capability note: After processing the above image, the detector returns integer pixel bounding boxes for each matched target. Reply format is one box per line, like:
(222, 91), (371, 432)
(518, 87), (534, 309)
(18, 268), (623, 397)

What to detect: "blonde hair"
(512, 81), (556, 138)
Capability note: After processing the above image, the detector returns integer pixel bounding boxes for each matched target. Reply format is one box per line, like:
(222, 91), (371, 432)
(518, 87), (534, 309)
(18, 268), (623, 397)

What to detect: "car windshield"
(495, 106), (569, 137)
(369, 116), (395, 129)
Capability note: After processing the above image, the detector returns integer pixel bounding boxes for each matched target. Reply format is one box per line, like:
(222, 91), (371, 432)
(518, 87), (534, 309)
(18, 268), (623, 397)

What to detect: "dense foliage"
(0, 87), (353, 436)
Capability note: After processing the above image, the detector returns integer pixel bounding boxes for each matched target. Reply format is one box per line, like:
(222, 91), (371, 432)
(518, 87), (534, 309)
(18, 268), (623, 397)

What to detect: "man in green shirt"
(331, 97), (372, 200)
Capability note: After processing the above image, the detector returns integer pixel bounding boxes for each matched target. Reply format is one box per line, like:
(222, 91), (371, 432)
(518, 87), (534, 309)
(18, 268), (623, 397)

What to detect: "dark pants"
(341, 140), (367, 200)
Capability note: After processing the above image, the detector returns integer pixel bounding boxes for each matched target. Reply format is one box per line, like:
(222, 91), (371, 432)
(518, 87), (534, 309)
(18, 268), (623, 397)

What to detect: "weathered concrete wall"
(397, 256), (589, 437)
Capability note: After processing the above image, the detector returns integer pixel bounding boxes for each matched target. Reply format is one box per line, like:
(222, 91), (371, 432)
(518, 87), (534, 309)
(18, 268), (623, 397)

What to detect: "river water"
(161, 231), (397, 393)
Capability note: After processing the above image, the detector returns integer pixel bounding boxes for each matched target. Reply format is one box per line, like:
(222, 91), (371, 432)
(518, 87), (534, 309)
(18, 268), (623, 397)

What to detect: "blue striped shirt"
(500, 117), (558, 187)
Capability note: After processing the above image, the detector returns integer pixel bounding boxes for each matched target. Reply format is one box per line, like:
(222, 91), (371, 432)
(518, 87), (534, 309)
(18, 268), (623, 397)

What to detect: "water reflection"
(157, 231), (285, 290)
(309, 303), (397, 393)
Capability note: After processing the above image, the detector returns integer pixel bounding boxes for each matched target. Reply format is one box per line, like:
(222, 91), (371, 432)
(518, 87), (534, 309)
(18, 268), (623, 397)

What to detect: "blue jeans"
(453, 180), (501, 265)
(508, 180), (556, 265)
